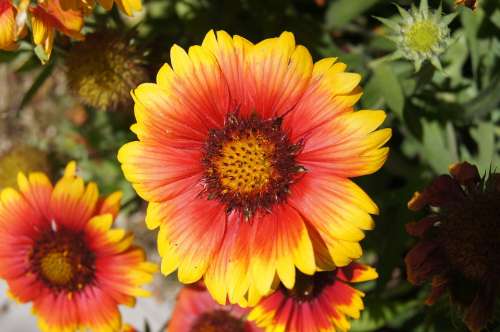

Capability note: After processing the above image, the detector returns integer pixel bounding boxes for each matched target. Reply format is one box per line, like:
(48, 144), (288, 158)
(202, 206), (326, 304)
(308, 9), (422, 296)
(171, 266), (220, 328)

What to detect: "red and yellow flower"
(168, 284), (261, 332)
(118, 30), (391, 305)
(30, 0), (84, 60)
(248, 262), (377, 332)
(405, 162), (500, 332)
(0, 0), (18, 50)
(0, 162), (157, 332)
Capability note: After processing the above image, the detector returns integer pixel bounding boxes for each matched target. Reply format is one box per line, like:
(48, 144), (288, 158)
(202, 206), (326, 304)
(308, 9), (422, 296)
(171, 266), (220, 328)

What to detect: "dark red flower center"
(287, 271), (334, 302)
(440, 187), (500, 281)
(202, 112), (305, 219)
(190, 310), (246, 332)
(30, 228), (95, 292)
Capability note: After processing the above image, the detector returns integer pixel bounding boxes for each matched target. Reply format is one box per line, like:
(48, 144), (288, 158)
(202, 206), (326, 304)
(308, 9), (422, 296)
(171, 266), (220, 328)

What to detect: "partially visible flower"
(248, 262), (377, 332)
(30, 0), (84, 62)
(0, 161), (157, 332)
(377, 0), (457, 71)
(168, 284), (261, 332)
(0, 0), (17, 50)
(60, 0), (141, 16)
(66, 32), (149, 110)
(122, 323), (138, 332)
(405, 162), (500, 332)
(0, 145), (50, 189)
(456, 0), (478, 10)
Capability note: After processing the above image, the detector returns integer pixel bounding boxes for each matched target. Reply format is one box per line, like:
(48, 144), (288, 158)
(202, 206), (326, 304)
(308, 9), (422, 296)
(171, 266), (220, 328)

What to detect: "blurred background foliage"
(1, 0), (499, 331)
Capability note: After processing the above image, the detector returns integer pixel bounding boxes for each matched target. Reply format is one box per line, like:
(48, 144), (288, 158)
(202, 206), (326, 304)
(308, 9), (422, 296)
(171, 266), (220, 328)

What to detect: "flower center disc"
(405, 20), (439, 53)
(440, 192), (500, 281)
(202, 112), (305, 219)
(190, 310), (246, 332)
(215, 132), (276, 194)
(31, 229), (95, 291)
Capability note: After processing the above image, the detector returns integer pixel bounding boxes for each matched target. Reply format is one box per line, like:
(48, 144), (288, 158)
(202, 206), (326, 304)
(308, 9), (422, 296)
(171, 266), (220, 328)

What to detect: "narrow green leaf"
(18, 61), (55, 112)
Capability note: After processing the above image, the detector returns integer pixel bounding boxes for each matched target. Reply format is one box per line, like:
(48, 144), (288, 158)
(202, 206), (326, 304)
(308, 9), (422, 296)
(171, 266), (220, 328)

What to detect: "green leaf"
(364, 63), (405, 117)
(325, 0), (382, 30)
(18, 61), (55, 112)
(469, 122), (498, 172)
(460, 8), (484, 79)
(420, 120), (456, 173)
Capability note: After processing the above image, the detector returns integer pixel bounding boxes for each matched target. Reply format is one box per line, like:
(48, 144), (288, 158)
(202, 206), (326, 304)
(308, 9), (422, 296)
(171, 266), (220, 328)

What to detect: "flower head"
(248, 262), (377, 332)
(0, 0), (17, 50)
(0, 161), (157, 332)
(0, 145), (50, 189)
(30, 0), (84, 62)
(60, 0), (141, 16)
(405, 162), (500, 332)
(378, 0), (457, 71)
(66, 32), (149, 110)
(168, 284), (261, 332)
(118, 30), (391, 305)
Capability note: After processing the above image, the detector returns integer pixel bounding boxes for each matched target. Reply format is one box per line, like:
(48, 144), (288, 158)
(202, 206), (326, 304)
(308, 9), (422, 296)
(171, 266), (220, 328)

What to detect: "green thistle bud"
(66, 32), (149, 111)
(0, 145), (51, 189)
(377, 0), (457, 71)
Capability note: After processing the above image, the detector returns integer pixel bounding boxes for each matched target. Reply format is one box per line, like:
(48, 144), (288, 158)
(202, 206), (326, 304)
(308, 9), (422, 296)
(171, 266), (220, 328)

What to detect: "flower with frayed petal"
(0, 0), (18, 51)
(248, 262), (377, 332)
(168, 284), (261, 332)
(377, 0), (457, 71)
(118, 30), (391, 306)
(60, 0), (141, 16)
(0, 162), (157, 332)
(30, 0), (84, 62)
(405, 162), (500, 332)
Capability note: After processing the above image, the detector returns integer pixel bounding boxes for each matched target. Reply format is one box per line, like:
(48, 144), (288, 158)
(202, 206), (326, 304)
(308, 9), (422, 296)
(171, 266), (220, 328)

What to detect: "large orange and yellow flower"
(0, 0), (18, 50)
(248, 262), (377, 332)
(0, 162), (157, 332)
(118, 30), (391, 305)
(168, 284), (262, 332)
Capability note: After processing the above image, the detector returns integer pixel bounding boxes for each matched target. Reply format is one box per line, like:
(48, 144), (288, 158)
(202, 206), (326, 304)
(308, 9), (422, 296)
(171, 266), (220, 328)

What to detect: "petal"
(245, 32), (313, 119)
(283, 58), (363, 141)
(298, 110), (391, 178)
(50, 164), (99, 231)
(290, 173), (377, 267)
(336, 262), (378, 283)
(153, 187), (226, 284)
(118, 141), (202, 202)
(250, 205), (315, 295)
(17, 171), (53, 220)
(201, 30), (254, 111)
(0, 0), (17, 51)
(405, 239), (445, 285)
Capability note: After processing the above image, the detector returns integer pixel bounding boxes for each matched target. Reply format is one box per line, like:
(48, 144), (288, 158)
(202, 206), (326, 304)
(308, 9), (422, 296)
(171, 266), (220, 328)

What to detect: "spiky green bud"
(377, 0), (457, 71)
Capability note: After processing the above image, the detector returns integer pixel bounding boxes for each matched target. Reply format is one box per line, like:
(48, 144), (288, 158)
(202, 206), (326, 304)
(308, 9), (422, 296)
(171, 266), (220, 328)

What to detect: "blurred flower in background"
(167, 284), (261, 332)
(66, 32), (149, 111)
(0, 162), (157, 331)
(0, 0), (19, 51)
(0, 145), (50, 189)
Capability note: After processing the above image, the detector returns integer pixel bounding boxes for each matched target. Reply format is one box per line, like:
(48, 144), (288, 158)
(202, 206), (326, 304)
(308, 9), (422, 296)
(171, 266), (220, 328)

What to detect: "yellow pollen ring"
(40, 251), (74, 286)
(214, 134), (277, 194)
